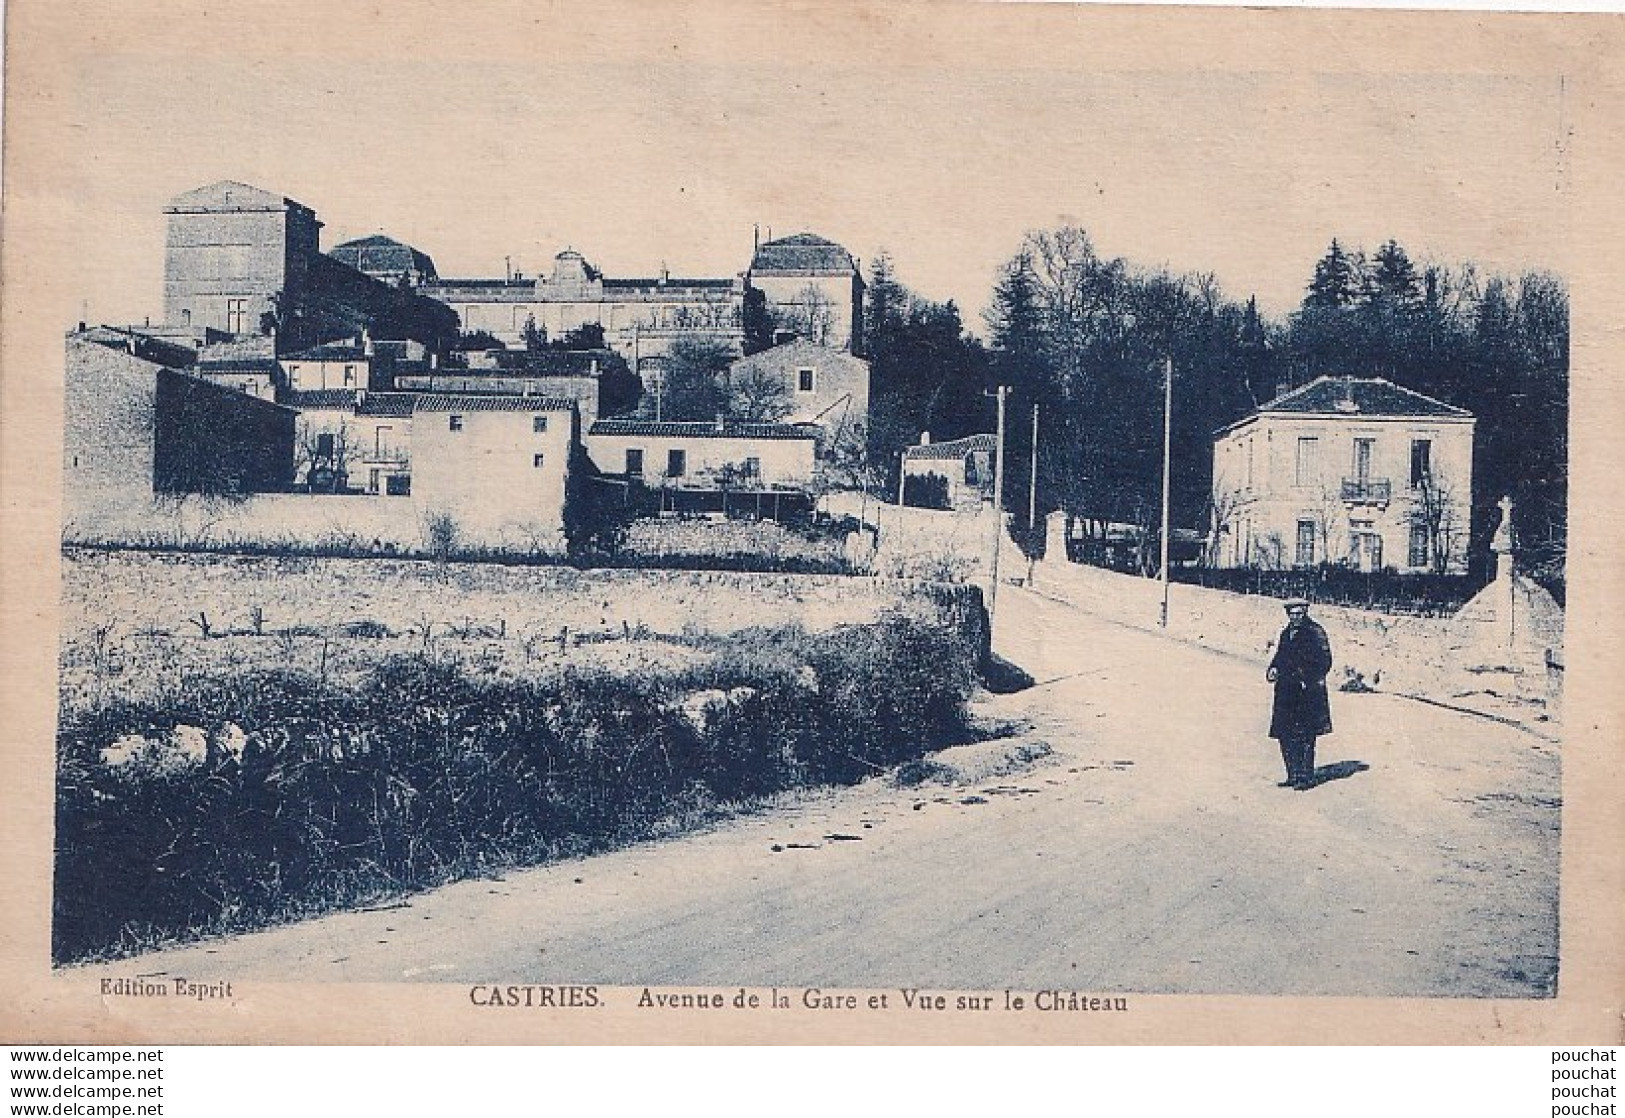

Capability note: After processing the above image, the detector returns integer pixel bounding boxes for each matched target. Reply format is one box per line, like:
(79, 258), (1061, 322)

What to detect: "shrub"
(902, 472), (951, 510)
(422, 511), (460, 562)
(53, 615), (980, 963)
(1164, 563), (1489, 617)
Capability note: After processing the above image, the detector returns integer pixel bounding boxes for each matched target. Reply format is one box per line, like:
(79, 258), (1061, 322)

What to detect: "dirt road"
(97, 587), (1560, 996)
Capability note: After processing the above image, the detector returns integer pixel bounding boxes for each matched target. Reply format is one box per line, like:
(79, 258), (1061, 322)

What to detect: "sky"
(59, 20), (1572, 336)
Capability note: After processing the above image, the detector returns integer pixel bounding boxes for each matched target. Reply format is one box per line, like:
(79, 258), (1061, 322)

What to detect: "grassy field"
(55, 548), (990, 963)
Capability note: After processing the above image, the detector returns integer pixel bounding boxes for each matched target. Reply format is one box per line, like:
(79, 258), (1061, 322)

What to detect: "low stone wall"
(1027, 555), (1563, 732)
(61, 547), (985, 645)
(65, 493), (434, 551)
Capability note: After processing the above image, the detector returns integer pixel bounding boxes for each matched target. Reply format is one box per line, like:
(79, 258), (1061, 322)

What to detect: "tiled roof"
(284, 344), (368, 362)
(329, 235), (437, 280)
(196, 359), (277, 374)
(197, 337), (275, 363)
(1260, 377), (1472, 419)
(421, 278), (532, 289)
(414, 394), (577, 413)
(602, 277), (735, 290)
(588, 419), (818, 440)
(731, 338), (867, 371)
(356, 393), (418, 418)
(750, 233), (856, 274)
(904, 433), (997, 461)
(287, 389), (359, 410)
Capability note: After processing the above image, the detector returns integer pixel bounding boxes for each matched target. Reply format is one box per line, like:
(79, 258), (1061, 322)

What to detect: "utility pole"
(1159, 354), (1173, 629)
(1028, 403), (1040, 532)
(988, 385), (1010, 622)
(1027, 403), (1040, 584)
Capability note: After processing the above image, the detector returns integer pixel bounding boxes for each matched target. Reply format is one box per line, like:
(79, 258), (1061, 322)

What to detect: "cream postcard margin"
(1, 0), (1620, 1044)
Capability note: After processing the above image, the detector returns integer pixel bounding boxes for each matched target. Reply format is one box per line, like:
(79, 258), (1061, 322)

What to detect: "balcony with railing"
(1341, 477), (1392, 504)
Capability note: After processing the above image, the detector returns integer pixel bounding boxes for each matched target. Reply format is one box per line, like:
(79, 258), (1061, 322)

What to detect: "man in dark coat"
(1267, 597), (1333, 790)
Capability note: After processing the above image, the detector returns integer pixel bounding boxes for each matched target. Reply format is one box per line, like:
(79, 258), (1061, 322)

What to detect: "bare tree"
(727, 362), (794, 422)
(775, 283), (837, 346)
(1204, 485), (1246, 567)
(296, 417), (356, 490)
(1308, 483), (1350, 567)
(1407, 471), (1466, 574)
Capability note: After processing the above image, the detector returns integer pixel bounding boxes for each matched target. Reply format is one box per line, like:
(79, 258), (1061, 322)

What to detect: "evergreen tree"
(1369, 239), (1421, 308)
(1305, 239), (1365, 308)
(863, 251), (907, 362)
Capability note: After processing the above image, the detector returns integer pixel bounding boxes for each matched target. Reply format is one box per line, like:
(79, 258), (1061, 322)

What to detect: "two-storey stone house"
(1211, 377), (1475, 573)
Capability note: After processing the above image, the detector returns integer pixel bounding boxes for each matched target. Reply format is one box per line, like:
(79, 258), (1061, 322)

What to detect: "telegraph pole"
(1028, 403), (1040, 532)
(989, 385), (1009, 621)
(1027, 403), (1040, 583)
(1159, 354), (1173, 629)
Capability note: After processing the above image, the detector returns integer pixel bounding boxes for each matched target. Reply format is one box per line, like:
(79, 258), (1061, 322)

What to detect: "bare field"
(59, 547), (980, 709)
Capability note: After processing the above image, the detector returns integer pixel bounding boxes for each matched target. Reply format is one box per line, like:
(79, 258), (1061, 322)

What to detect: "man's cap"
(1282, 596), (1310, 610)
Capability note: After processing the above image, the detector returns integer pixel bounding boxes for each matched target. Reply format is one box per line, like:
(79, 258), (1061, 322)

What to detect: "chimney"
(354, 389), (365, 410)
(753, 224), (760, 254)
(920, 430), (931, 446)
(362, 327), (375, 357)
(590, 357), (599, 376)
(715, 413), (726, 433)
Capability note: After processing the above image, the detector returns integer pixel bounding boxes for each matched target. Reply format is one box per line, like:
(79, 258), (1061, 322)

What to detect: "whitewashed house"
(1211, 376), (1475, 573)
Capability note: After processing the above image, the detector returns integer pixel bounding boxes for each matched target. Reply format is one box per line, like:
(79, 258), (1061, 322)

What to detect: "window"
(375, 426), (392, 455)
(626, 448), (644, 477)
(667, 448), (686, 478)
(533, 453), (546, 469)
(966, 453), (987, 487)
(1244, 438), (1254, 489)
(448, 415), (464, 432)
(533, 415), (549, 433)
(1409, 525), (1430, 568)
(1410, 439), (1432, 487)
(1296, 520), (1316, 567)
(1352, 437), (1375, 481)
(744, 456), (761, 479)
(797, 367), (816, 393)
(343, 365), (356, 387)
(316, 433), (335, 461)
(1295, 437), (1319, 487)
(225, 298), (248, 334)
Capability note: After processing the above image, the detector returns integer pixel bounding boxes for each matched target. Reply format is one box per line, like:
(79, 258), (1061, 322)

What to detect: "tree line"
(862, 228), (1566, 583)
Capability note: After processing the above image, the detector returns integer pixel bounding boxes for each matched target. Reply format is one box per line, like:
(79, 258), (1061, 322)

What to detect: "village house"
(585, 418), (818, 494)
(411, 394), (579, 548)
(1210, 376), (1476, 573)
(726, 339), (869, 457)
(285, 389), (417, 495)
(194, 350), (281, 401)
(63, 331), (295, 519)
(398, 346), (640, 426)
(282, 342), (372, 392)
(901, 433), (997, 509)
